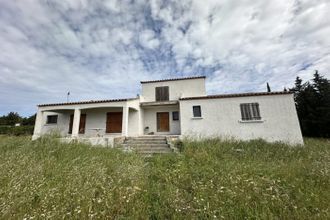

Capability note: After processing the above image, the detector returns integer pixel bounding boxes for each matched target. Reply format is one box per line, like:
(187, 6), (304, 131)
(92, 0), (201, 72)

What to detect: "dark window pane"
(47, 115), (58, 124)
(172, 111), (179, 120)
(193, 106), (201, 117)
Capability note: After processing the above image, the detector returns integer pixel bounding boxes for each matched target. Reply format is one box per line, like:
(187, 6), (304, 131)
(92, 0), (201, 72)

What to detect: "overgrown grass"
(0, 136), (329, 219)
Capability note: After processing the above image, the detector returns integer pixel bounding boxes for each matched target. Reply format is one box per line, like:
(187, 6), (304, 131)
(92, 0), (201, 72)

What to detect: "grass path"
(0, 136), (329, 219)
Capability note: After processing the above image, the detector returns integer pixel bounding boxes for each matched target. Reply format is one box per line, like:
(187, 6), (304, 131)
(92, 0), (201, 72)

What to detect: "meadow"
(0, 135), (329, 219)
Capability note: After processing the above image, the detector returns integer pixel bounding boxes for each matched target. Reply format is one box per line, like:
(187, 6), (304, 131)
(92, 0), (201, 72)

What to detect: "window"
(172, 111), (179, 121)
(240, 103), (261, 121)
(155, 86), (169, 101)
(193, 105), (202, 117)
(47, 115), (58, 124)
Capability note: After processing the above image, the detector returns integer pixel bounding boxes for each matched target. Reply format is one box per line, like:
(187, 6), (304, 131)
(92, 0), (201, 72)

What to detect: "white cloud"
(139, 29), (160, 49)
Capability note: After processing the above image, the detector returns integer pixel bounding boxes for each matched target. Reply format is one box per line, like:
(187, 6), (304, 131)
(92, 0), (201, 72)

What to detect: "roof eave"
(37, 97), (138, 107)
(179, 91), (293, 101)
(140, 76), (206, 84)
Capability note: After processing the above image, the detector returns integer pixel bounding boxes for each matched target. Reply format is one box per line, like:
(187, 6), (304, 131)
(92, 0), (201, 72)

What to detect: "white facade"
(33, 76), (304, 146)
(180, 94), (303, 145)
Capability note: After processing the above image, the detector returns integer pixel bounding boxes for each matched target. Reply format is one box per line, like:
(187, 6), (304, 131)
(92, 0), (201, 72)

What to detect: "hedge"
(0, 126), (34, 136)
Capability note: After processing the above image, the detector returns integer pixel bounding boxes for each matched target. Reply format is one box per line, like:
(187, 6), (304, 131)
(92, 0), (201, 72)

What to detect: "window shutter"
(164, 86), (169, 101)
(156, 87), (161, 101)
(240, 103), (261, 121)
(155, 86), (169, 101)
(240, 104), (246, 120)
(251, 103), (257, 119)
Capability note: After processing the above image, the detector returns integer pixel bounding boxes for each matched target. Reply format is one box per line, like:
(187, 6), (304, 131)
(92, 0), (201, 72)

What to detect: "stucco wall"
(128, 108), (139, 136)
(179, 94), (303, 145)
(81, 107), (122, 136)
(141, 78), (206, 102)
(40, 111), (70, 136)
(143, 105), (181, 135)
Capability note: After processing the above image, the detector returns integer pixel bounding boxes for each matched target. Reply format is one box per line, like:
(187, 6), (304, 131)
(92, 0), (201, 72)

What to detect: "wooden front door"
(68, 114), (74, 134)
(79, 114), (86, 134)
(106, 112), (123, 133)
(68, 114), (86, 134)
(157, 112), (169, 132)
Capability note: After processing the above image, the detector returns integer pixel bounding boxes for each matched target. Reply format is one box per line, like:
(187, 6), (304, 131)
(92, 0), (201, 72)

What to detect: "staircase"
(122, 136), (173, 155)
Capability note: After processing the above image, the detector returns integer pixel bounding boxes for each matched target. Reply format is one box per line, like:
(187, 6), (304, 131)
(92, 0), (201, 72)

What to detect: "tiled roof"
(179, 91), (293, 100)
(140, 76), (206, 84)
(38, 98), (137, 107)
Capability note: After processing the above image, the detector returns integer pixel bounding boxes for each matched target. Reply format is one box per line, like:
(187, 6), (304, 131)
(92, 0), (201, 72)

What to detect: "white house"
(32, 76), (304, 146)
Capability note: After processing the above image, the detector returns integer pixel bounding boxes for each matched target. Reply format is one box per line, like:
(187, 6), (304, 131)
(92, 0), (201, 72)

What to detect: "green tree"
(290, 71), (330, 137)
(267, 82), (271, 92)
(22, 114), (36, 126)
(5, 112), (22, 126)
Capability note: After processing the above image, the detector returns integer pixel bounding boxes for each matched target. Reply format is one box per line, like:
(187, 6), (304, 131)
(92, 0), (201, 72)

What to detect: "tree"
(5, 112), (22, 126)
(290, 71), (330, 137)
(22, 114), (36, 126)
(267, 82), (271, 92)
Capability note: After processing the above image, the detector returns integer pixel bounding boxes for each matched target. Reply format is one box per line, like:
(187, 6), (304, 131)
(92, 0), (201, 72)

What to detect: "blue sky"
(0, 0), (329, 116)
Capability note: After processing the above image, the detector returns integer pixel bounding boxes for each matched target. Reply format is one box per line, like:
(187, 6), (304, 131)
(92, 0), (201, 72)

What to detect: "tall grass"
(0, 135), (329, 219)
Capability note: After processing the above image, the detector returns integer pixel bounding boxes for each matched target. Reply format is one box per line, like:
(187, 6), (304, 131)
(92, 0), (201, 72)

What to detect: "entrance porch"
(140, 101), (181, 135)
(32, 105), (138, 140)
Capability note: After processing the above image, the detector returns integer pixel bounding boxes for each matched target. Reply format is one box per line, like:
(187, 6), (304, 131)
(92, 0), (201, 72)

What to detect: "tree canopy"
(0, 112), (36, 126)
(290, 71), (330, 138)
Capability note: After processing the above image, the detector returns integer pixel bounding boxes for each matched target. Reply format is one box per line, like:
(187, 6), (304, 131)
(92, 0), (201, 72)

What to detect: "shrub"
(0, 125), (34, 136)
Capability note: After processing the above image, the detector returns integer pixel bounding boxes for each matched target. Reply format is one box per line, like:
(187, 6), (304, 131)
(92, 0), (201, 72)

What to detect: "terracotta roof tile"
(38, 98), (137, 107)
(179, 91), (293, 100)
(140, 76), (206, 84)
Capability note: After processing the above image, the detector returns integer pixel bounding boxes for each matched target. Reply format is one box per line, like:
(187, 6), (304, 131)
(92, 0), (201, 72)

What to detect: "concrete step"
(124, 146), (171, 151)
(126, 136), (166, 140)
(134, 149), (173, 154)
(125, 140), (167, 144)
(122, 143), (170, 148)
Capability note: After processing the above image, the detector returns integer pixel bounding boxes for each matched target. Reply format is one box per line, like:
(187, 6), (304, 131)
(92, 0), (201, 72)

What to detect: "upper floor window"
(47, 115), (58, 124)
(193, 105), (202, 117)
(155, 86), (169, 101)
(240, 103), (261, 121)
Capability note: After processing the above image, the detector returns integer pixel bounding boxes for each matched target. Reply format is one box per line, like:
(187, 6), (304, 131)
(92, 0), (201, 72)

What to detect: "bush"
(0, 125), (34, 136)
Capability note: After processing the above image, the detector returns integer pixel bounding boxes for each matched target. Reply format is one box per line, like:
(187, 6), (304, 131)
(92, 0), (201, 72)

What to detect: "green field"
(0, 135), (329, 219)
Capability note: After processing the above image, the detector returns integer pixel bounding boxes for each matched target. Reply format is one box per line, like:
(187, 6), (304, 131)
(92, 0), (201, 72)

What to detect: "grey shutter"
(240, 104), (246, 120)
(156, 87), (161, 101)
(253, 103), (261, 119)
(155, 87), (169, 101)
(245, 104), (252, 120)
(163, 86), (169, 101)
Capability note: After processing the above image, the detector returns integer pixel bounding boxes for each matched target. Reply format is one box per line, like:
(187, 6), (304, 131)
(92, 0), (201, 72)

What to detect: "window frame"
(46, 115), (58, 124)
(192, 105), (202, 118)
(240, 103), (261, 121)
(155, 86), (169, 102)
(172, 111), (179, 121)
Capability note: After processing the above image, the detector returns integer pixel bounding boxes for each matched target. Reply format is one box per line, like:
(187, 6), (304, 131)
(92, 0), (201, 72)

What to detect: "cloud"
(0, 0), (329, 116)
(139, 29), (160, 49)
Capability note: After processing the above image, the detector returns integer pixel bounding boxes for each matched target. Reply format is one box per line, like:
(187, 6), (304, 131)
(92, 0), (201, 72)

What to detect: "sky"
(0, 0), (330, 116)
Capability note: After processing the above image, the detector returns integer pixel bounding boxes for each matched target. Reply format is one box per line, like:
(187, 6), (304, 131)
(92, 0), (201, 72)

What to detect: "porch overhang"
(140, 100), (179, 107)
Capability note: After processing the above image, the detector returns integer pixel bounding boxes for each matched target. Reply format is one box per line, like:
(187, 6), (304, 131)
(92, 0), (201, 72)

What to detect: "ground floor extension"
(32, 98), (181, 147)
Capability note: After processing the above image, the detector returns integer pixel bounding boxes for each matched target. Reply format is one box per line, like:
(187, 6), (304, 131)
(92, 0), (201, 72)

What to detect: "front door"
(106, 112), (123, 133)
(157, 112), (169, 132)
(79, 114), (86, 134)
